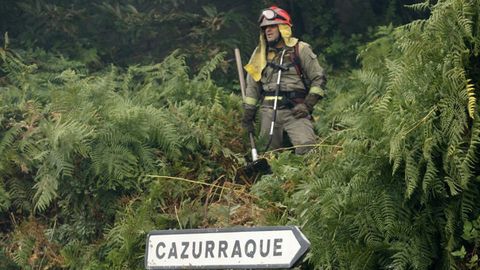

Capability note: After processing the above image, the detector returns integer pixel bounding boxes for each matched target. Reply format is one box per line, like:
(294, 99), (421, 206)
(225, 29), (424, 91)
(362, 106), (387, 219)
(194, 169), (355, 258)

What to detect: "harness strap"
(267, 61), (295, 71)
(290, 43), (309, 92)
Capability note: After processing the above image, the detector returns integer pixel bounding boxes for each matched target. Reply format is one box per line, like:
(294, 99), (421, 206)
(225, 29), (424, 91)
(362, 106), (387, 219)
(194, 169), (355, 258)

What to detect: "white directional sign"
(145, 226), (310, 269)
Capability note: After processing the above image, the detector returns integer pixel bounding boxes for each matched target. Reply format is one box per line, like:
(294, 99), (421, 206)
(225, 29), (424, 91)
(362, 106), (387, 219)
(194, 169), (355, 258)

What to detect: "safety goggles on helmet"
(258, 8), (288, 24)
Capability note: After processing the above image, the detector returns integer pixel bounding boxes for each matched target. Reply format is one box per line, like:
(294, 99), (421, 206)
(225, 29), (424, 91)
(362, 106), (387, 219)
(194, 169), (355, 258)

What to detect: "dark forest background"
(0, 0), (424, 73)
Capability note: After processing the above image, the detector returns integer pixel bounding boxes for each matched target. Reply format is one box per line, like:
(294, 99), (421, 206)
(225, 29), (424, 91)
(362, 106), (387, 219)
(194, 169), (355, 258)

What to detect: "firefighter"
(242, 6), (326, 155)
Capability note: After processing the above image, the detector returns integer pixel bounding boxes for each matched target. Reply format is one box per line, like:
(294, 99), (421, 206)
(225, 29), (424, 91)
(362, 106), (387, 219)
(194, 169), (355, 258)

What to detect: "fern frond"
(385, 59), (408, 92)
(405, 0), (431, 12)
(460, 116), (480, 187)
(466, 79), (476, 119)
(0, 179), (10, 211)
(389, 132), (405, 174)
(445, 176), (462, 196)
(455, 1), (474, 38)
(372, 89), (392, 114)
(194, 52), (226, 81)
(405, 152), (420, 198)
(389, 242), (410, 269)
(0, 125), (22, 155)
(12, 236), (35, 266)
(5, 176), (34, 211)
(33, 172), (58, 212)
(460, 182), (478, 220)
(422, 160), (440, 197)
(91, 143), (138, 181)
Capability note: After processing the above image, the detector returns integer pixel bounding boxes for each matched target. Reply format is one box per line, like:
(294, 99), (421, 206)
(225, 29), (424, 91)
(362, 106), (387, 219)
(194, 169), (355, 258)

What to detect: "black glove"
(242, 106), (256, 133)
(292, 103), (309, 119)
(292, 93), (322, 119)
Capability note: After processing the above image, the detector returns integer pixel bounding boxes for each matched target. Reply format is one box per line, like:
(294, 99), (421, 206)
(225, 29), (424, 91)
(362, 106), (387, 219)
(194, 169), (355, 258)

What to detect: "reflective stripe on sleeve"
(309, 86), (325, 97)
(244, 96), (258, 106)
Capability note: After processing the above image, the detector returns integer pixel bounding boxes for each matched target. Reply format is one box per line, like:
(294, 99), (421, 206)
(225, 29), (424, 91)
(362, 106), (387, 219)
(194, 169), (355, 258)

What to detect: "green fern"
(466, 80), (476, 119)
(194, 52), (226, 81)
(33, 172), (58, 212)
(0, 179), (10, 211)
(404, 0), (431, 13)
(287, 1), (480, 269)
(12, 236), (35, 268)
(1, 43), (245, 266)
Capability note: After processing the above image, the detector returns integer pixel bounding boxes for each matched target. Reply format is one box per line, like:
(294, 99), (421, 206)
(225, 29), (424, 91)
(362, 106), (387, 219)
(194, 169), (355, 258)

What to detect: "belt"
(263, 91), (306, 99)
(262, 91), (306, 108)
(262, 96), (286, 109)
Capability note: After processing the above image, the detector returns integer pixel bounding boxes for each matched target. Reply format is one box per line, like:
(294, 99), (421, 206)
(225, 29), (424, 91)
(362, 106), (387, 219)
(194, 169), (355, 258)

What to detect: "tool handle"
(264, 49), (287, 152)
(236, 48), (258, 162)
(234, 48), (246, 100)
(249, 132), (258, 161)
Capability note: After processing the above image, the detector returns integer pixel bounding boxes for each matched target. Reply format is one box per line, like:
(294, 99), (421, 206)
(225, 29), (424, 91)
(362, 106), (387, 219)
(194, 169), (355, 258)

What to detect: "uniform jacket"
(244, 41), (326, 109)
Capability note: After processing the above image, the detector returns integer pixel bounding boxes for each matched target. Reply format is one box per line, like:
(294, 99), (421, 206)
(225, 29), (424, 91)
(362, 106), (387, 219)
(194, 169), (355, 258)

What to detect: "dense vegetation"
(1, 0), (480, 269)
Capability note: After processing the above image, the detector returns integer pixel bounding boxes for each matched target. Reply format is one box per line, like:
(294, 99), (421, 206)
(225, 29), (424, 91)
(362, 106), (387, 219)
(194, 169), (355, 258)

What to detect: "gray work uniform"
(244, 41), (326, 154)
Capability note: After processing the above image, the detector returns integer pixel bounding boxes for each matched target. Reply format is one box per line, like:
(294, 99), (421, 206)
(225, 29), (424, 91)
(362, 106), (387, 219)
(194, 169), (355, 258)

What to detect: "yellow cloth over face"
(244, 24), (298, 82)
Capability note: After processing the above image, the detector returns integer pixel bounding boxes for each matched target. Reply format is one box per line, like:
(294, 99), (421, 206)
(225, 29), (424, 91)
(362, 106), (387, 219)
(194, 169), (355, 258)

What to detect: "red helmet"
(258, 6), (292, 27)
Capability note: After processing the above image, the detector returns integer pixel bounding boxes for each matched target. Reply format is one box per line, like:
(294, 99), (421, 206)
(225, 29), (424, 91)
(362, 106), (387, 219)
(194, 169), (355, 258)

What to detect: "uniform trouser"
(259, 106), (317, 155)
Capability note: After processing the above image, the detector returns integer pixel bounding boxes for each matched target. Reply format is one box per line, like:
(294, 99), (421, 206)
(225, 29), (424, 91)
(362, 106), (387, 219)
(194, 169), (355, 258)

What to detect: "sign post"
(145, 226), (310, 269)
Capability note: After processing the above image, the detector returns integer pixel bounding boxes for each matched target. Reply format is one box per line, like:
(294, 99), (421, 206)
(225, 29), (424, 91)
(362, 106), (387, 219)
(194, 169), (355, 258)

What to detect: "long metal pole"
(264, 49), (286, 152)
(234, 48), (246, 100)
(235, 48), (258, 161)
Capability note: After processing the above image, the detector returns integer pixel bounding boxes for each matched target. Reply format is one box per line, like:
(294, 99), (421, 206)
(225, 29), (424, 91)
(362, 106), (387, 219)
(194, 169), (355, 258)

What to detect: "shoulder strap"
(290, 42), (309, 92)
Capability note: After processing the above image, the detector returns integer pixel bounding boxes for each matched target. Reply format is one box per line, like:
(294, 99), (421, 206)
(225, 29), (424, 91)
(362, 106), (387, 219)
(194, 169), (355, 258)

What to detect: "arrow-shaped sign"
(145, 226), (310, 269)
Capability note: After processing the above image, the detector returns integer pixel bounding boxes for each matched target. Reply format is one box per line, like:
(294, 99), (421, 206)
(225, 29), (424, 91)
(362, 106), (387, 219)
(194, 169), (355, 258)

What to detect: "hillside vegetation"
(1, 0), (480, 269)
